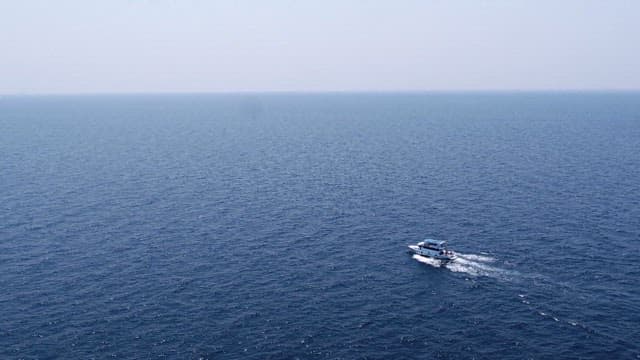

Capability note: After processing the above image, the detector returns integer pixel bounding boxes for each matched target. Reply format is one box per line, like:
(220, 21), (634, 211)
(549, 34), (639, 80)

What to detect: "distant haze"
(1, 0), (639, 94)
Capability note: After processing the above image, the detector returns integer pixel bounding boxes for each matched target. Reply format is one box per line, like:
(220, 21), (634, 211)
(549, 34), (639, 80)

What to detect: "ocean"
(1, 93), (639, 359)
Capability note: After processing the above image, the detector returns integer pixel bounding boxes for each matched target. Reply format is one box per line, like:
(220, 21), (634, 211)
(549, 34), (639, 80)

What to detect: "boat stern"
(439, 252), (457, 262)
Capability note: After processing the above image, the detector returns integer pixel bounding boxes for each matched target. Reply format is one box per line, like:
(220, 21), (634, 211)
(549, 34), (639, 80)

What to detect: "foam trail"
(456, 253), (495, 263)
(448, 258), (506, 277)
(453, 257), (503, 272)
(412, 252), (516, 279)
(445, 260), (481, 276)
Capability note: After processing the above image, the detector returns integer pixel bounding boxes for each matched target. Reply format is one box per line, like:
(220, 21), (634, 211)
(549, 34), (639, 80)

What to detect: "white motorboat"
(408, 239), (456, 262)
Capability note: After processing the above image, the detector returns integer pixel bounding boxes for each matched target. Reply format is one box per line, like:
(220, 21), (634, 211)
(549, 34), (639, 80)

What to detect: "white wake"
(455, 253), (495, 263)
(412, 252), (516, 279)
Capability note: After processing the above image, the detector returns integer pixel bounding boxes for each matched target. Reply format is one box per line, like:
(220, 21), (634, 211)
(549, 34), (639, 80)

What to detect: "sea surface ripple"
(1, 93), (639, 359)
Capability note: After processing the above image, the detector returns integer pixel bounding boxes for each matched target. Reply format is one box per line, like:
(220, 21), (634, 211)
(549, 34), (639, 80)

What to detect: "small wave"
(519, 295), (589, 331)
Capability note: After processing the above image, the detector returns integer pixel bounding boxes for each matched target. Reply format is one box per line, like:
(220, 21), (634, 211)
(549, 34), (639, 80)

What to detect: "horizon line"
(2, 89), (640, 97)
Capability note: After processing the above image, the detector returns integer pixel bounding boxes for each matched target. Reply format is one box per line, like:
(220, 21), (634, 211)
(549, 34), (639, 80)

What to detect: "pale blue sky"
(1, 0), (639, 94)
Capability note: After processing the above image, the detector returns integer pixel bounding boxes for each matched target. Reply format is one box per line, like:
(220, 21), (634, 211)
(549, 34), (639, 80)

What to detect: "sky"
(1, 0), (639, 94)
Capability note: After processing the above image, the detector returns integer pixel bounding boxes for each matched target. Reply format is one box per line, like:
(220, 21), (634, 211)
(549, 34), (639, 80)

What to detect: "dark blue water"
(2, 93), (639, 359)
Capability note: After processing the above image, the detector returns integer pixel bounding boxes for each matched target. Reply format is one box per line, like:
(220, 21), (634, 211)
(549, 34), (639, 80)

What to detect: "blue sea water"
(1, 93), (639, 359)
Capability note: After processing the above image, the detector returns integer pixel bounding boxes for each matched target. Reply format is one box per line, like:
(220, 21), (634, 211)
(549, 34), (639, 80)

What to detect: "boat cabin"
(418, 239), (447, 250)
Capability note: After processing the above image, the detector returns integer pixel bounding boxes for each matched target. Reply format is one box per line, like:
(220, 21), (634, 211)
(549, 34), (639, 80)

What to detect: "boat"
(408, 239), (456, 262)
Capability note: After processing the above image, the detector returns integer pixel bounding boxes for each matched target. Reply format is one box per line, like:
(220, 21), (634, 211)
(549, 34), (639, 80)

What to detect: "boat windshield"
(424, 239), (445, 246)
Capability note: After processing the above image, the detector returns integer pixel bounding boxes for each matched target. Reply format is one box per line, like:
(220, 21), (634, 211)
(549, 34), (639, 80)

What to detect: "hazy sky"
(1, 0), (639, 94)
